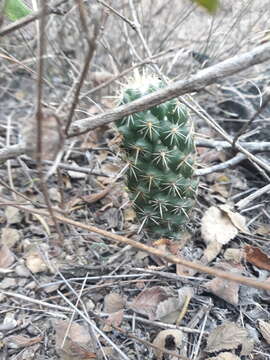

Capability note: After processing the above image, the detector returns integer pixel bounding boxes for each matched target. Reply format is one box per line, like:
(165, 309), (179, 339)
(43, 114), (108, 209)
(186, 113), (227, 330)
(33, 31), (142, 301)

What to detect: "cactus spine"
(116, 75), (197, 239)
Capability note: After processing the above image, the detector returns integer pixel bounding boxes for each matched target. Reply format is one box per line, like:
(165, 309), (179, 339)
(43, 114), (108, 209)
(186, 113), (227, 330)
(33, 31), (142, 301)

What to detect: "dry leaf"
(258, 319), (270, 344)
(206, 322), (252, 355)
(157, 287), (194, 324)
(244, 245), (270, 271)
(81, 187), (112, 204)
(224, 248), (243, 264)
(202, 241), (223, 264)
(103, 293), (125, 313)
(1, 228), (20, 248)
(0, 244), (15, 268)
(152, 329), (183, 360)
(204, 263), (241, 305)
(201, 206), (238, 246)
(206, 352), (240, 360)
(25, 250), (48, 273)
(129, 286), (170, 320)
(68, 186), (112, 210)
(52, 320), (95, 360)
(4, 335), (42, 349)
(219, 205), (249, 234)
(204, 277), (239, 305)
(103, 310), (124, 332)
(155, 297), (180, 324)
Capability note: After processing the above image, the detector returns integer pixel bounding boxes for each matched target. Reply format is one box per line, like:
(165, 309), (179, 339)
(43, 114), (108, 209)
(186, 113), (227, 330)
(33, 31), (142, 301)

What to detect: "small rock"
(5, 207), (22, 225)
(85, 298), (95, 311)
(15, 264), (31, 277)
(25, 251), (48, 273)
(1, 228), (20, 248)
(25, 281), (37, 290)
(0, 277), (17, 289)
(18, 279), (28, 287)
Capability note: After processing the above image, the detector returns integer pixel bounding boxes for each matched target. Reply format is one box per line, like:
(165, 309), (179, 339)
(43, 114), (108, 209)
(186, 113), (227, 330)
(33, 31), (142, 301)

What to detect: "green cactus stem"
(116, 74), (198, 239)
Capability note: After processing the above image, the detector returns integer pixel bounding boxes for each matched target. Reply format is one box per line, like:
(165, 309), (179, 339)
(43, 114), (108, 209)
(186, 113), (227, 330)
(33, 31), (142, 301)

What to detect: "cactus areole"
(116, 75), (198, 239)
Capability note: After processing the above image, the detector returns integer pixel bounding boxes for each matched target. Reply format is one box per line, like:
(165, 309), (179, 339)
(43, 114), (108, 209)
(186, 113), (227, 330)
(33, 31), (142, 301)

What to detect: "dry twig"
(1, 198), (270, 291)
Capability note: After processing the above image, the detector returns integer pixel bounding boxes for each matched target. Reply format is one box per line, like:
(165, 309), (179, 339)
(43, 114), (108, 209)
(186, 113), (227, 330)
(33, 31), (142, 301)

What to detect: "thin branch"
(96, 0), (136, 29)
(232, 90), (270, 146)
(35, 2), (63, 244)
(0, 1), (66, 37)
(236, 183), (270, 210)
(195, 139), (270, 152)
(195, 153), (246, 176)
(1, 198), (270, 291)
(0, 144), (25, 164)
(64, 0), (103, 134)
(70, 42), (270, 136)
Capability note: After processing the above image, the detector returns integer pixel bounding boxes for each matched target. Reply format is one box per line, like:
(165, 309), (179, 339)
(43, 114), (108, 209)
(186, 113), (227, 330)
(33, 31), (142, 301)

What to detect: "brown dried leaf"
(103, 310), (124, 332)
(206, 352), (240, 360)
(52, 320), (95, 360)
(206, 322), (251, 354)
(219, 205), (249, 234)
(156, 297), (180, 323)
(68, 186), (112, 210)
(152, 329), (183, 360)
(244, 245), (270, 271)
(4, 335), (42, 349)
(103, 292), (125, 313)
(258, 320), (270, 344)
(81, 186), (112, 204)
(204, 277), (239, 305)
(201, 206), (238, 245)
(201, 241), (223, 264)
(0, 244), (15, 268)
(129, 286), (169, 320)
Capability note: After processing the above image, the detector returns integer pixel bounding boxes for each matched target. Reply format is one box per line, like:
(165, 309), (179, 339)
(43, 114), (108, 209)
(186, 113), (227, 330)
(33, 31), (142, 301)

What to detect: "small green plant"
(116, 74), (198, 239)
(4, 0), (31, 21)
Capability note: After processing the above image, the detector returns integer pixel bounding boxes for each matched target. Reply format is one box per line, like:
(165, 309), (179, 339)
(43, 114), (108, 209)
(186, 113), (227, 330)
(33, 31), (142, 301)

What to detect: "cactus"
(116, 75), (198, 239)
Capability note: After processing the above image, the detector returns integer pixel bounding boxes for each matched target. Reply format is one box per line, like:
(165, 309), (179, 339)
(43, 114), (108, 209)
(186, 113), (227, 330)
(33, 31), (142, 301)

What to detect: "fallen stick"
(1, 198), (270, 291)
(70, 42), (270, 135)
